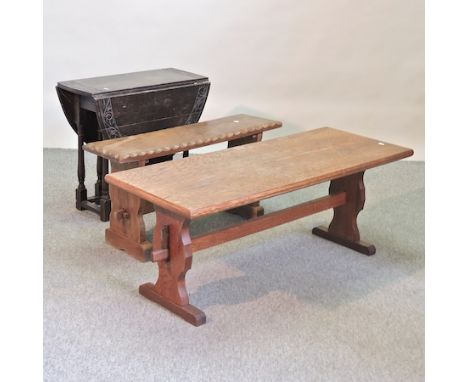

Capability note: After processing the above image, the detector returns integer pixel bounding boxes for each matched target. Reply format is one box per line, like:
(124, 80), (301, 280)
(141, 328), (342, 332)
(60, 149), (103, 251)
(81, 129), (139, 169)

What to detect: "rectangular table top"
(105, 127), (414, 219)
(83, 114), (282, 163)
(57, 68), (208, 97)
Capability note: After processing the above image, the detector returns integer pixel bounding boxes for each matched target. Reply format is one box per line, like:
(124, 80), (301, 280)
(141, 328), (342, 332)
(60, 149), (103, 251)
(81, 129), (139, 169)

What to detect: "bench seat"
(83, 114), (282, 165)
(84, 114), (282, 262)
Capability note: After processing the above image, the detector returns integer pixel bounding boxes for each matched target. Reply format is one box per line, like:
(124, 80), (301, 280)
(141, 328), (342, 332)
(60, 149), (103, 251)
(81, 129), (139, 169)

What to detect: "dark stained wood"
(80, 201), (100, 214)
(57, 68), (208, 97)
(192, 193), (346, 252)
(75, 94), (87, 210)
(105, 127), (414, 219)
(96, 87), (206, 135)
(57, 68), (210, 142)
(83, 115), (281, 164)
(99, 158), (111, 221)
(95, 156), (103, 200)
(56, 68), (210, 221)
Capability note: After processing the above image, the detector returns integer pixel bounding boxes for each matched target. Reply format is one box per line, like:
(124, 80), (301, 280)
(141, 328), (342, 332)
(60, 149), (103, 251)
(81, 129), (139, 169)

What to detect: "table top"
(57, 68), (208, 97)
(105, 127), (414, 219)
(83, 114), (282, 163)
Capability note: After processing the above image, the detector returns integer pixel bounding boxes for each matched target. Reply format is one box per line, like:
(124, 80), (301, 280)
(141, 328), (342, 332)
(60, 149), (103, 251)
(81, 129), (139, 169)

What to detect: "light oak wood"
(150, 194), (346, 261)
(191, 193), (346, 252)
(105, 184), (152, 261)
(226, 133), (265, 219)
(103, 116), (280, 260)
(105, 127), (414, 219)
(312, 171), (376, 255)
(139, 209), (207, 326)
(84, 114), (282, 163)
(105, 127), (413, 326)
(139, 283), (206, 326)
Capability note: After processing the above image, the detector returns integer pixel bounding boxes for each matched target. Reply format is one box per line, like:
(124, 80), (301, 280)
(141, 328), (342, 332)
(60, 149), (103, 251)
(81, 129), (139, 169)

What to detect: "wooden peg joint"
(116, 208), (129, 220)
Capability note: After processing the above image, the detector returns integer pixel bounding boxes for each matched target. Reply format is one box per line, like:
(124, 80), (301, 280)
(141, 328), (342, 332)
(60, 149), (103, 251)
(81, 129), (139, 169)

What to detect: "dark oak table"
(105, 127), (414, 326)
(56, 68), (210, 221)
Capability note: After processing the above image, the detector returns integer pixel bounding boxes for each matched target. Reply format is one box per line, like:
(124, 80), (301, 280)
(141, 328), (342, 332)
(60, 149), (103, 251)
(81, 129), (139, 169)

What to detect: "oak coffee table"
(105, 127), (414, 326)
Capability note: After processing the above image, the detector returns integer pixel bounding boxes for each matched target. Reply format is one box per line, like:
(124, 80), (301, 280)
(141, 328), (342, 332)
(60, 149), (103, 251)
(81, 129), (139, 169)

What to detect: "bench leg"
(105, 184), (152, 261)
(312, 172), (376, 255)
(226, 133), (265, 219)
(139, 209), (206, 326)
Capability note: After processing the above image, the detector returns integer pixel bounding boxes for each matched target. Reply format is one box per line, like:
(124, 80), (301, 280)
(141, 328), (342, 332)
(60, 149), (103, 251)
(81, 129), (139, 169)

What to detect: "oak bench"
(105, 127), (414, 326)
(84, 114), (282, 260)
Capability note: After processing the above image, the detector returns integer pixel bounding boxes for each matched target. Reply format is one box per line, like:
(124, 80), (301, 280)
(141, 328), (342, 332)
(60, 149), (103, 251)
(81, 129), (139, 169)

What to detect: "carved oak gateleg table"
(56, 68), (210, 221)
(105, 127), (413, 326)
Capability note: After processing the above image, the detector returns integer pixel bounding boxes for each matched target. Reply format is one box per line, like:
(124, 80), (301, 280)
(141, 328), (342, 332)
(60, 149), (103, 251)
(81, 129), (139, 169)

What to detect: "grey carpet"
(43, 149), (424, 382)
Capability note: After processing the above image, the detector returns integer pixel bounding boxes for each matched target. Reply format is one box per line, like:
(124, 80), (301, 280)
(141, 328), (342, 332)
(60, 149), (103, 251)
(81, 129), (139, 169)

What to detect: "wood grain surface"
(105, 127), (414, 219)
(83, 114), (282, 163)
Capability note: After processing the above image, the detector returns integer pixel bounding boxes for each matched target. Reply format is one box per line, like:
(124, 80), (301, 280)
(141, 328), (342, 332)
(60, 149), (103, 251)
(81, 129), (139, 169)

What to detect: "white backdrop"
(44, 0), (424, 159)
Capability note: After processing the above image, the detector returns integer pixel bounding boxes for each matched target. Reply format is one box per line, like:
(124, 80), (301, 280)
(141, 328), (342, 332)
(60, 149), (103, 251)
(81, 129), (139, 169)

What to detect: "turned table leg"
(312, 171), (376, 255)
(227, 133), (265, 219)
(75, 95), (87, 210)
(139, 209), (206, 326)
(95, 156), (103, 203)
(99, 157), (111, 221)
